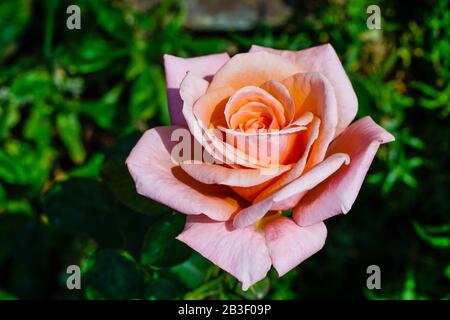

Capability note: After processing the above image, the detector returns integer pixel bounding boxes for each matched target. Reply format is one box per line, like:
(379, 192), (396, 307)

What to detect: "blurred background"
(0, 0), (449, 300)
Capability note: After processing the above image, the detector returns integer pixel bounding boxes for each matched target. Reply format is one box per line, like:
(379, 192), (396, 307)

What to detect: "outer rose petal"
(281, 72), (338, 168)
(181, 72), (269, 169)
(233, 153), (350, 228)
(250, 44), (358, 136)
(164, 53), (230, 126)
(294, 116), (395, 226)
(179, 72), (229, 165)
(262, 216), (327, 276)
(126, 126), (242, 221)
(180, 73), (258, 168)
(176, 215), (271, 291)
(177, 214), (328, 289)
(208, 51), (302, 92)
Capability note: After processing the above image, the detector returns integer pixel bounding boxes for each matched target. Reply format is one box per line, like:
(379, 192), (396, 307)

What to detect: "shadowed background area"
(0, 0), (449, 300)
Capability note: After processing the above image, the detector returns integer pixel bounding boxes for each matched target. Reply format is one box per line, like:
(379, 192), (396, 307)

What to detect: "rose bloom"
(126, 44), (394, 290)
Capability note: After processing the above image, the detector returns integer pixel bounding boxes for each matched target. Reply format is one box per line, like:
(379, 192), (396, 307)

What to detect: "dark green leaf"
(145, 278), (180, 300)
(170, 253), (212, 290)
(44, 178), (121, 247)
(141, 213), (191, 268)
(102, 133), (167, 216)
(84, 249), (144, 300)
(0, 214), (30, 264)
(0, 0), (31, 61)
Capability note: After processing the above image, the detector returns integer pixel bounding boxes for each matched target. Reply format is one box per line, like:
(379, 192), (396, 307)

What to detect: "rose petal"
(233, 153), (350, 228)
(180, 72), (234, 166)
(261, 215), (327, 276)
(180, 73), (259, 168)
(191, 79), (280, 168)
(222, 126), (308, 166)
(208, 51), (301, 92)
(260, 80), (296, 124)
(286, 111), (314, 128)
(177, 214), (327, 290)
(180, 162), (292, 187)
(294, 116), (395, 226)
(254, 116), (321, 202)
(182, 73), (306, 169)
(179, 71), (209, 136)
(281, 72), (338, 168)
(164, 53), (230, 126)
(230, 179), (275, 203)
(273, 153), (350, 202)
(126, 126), (242, 221)
(229, 102), (277, 130)
(224, 86), (286, 128)
(176, 215), (272, 291)
(250, 44), (358, 136)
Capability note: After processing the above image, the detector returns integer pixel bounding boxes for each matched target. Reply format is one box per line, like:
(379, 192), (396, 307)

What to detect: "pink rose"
(126, 44), (394, 290)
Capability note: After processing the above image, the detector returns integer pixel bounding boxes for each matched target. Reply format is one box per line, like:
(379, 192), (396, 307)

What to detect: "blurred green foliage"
(0, 0), (449, 299)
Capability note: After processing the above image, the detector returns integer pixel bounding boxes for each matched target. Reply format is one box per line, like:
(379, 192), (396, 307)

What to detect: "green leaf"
(185, 277), (224, 300)
(43, 0), (58, 57)
(77, 85), (122, 129)
(145, 278), (180, 300)
(23, 102), (52, 147)
(401, 269), (416, 300)
(0, 102), (21, 139)
(129, 68), (160, 125)
(68, 153), (105, 180)
(0, 194), (34, 216)
(170, 253), (212, 290)
(141, 213), (191, 268)
(0, 139), (53, 188)
(84, 249), (144, 300)
(102, 133), (167, 216)
(236, 277), (270, 300)
(0, 0), (31, 61)
(445, 265), (450, 280)
(10, 70), (52, 103)
(44, 178), (122, 247)
(59, 36), (127, 74)
(8, 219), (52, 299)
(0, 214), (30, 264)
(56, 112), (86, 164)
(89, 1), (132, 42)
(115, 206), (158, 259)
(413, 222), (450, 248)
(44, 177), (155, 256)
(0, 289), (17, 300)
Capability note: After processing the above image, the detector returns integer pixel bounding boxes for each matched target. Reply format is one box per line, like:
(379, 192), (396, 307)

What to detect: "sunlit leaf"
(413, 222), (450, 248)
(56, 112), (86, 164)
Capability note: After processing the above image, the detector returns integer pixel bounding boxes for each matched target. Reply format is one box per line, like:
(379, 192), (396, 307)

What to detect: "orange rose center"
(224, 86), (288, 133)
